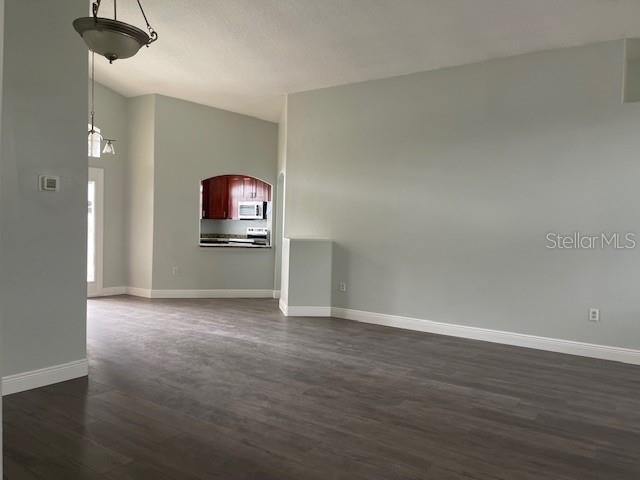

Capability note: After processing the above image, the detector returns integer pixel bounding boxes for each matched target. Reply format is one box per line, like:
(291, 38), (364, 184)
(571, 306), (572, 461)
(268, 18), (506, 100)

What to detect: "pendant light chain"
(79, 0), (154, 156)
(90, 50), (96, 134)
(88, 50), (115, 155)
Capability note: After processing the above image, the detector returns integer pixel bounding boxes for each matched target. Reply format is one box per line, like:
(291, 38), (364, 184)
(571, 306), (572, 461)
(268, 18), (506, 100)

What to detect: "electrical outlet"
(338, 281), (347, 292)
(589, 308), (600, 322)
(172, 266), (179, 276)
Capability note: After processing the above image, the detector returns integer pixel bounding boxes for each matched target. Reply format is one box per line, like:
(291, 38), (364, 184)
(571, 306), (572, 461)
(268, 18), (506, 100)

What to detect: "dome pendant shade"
(73, 17), (150, 63)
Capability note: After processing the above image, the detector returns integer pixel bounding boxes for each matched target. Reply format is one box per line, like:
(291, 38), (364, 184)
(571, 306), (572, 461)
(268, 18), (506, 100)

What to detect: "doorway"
(87, 167), (104, 297)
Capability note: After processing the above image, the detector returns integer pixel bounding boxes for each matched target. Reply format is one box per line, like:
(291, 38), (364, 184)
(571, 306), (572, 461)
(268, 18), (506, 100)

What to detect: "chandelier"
(73, 0), (158, 64)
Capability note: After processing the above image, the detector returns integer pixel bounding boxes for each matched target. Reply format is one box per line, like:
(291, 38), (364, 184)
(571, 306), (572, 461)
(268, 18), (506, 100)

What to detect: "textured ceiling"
(92, 0), (640, 122)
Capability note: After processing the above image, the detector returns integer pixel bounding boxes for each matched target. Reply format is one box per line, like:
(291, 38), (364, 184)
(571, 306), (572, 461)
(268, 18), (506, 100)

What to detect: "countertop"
(199, 242), (271, 248)
(200, 234), (271, 248)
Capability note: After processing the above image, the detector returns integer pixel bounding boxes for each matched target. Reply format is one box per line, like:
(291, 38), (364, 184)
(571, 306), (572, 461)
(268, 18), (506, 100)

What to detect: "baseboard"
(281, 304), (332, 317)
(126, 286), (152, 298)
(2, 359), (89, 396)
(146, 289), (276, 299)
(279, 299), (288, 315)
(331, 307), (640, 366)
(96, 287), (279, 300)
(89, 286), (127, 297)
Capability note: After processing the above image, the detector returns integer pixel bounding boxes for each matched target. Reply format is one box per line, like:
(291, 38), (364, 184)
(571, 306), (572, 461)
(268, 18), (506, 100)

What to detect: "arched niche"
(199, 174), (273, 247)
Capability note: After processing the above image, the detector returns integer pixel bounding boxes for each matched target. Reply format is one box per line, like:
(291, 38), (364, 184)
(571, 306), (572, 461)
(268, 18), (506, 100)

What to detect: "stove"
(246, 227), (270, 246)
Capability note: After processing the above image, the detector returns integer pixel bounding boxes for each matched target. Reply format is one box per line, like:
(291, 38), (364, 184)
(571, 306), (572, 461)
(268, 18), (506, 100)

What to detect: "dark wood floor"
(3, 296), (640, 479)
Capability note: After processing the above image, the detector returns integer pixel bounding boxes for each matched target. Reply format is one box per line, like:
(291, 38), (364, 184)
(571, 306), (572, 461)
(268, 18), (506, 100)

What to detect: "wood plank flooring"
(3, 296), (640, 479)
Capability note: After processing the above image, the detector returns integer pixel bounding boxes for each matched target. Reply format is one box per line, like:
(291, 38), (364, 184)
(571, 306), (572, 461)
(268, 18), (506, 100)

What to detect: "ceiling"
(94, 0), (640, 122)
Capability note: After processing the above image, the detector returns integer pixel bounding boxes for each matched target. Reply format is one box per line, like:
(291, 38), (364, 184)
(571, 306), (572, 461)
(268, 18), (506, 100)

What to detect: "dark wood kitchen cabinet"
(228, 175), (245, 220)
(242, 177), (255, 200)
(201, 176), (229, 219)
(242, 177), (271, 201)
(252, 178), (270, 201)
(201, 175), (271, 220)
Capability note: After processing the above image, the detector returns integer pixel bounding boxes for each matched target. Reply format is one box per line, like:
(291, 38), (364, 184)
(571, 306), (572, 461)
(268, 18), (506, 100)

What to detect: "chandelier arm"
(92, 0), (118, 21)
(92, 0), (101, 19)
(136, 0), (158, 44)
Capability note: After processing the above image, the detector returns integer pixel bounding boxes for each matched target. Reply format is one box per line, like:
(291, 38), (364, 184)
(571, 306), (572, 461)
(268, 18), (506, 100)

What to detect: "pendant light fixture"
(73, 0), (158, 64)
(88, 51), (115, 157)
(102, 139), (116, 155)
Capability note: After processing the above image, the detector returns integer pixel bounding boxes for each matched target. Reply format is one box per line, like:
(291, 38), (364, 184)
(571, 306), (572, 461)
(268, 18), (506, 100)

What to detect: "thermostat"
(39, 175), (60, 192)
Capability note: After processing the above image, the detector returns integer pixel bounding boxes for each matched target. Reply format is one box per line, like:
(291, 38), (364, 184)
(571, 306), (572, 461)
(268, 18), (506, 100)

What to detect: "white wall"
(623, 39), (640, 102)
(285, 239), (332, 309)
(152, 95), (278, 290)
(285, 41), (640, 350)
(126, 95), (156, 290)
(273, 171), (285, 291)
(274, 101), (287, 292)
(280, 238), (290, 307)
(1, 0), (88, 376)
(94, 90), (280, 293)
(89, 83), (128, 289)
(0, 0), (4, 468)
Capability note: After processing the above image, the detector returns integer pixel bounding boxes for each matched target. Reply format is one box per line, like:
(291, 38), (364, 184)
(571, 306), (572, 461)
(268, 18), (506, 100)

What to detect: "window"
(87, 179), (96, 282)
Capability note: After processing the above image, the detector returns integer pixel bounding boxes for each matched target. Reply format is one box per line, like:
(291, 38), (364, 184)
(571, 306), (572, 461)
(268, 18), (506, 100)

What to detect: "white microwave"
(238, 201), (266, 220)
